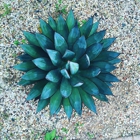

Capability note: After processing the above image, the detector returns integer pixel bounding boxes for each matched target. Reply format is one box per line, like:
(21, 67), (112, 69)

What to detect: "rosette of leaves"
(14, 10), (120, 119)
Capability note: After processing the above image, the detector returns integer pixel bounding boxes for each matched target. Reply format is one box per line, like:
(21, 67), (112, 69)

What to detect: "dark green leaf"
(46, 69), (61, 83)
(68, 23), (80, 50)
(101, 38), (116, 50)
(86, 43), (103, 60)
(70, 76), (83, 87)
(87, 30), (106, 47)
(17, 79), (36, 86)
(17, 54), (33, 62)
(57, 15), (69, 40)
(78, 54), (90, 69)
(54, 32), (68, 54)
(80, 66), (100, 78)
(62, 50), (75, 60)
(20, 44), (46, 58)
(98, 73), (120, 82)
(78, 88), (96, 113)
(39, 19), (54, 41)
(108, 58), (121, 64)
(41, 82), (58, 99)
(60, 69), (70, 79)
(80, 17), (93, 38)
(89, 21), (99, 36)
(22, 68), (46, 81)
(94, 51), (120, 61)
(60, 77), (72, 98)
(36, 99), (49, 113)
(26, 80), (47, 101)
(66, 10), (76, 31)
(91, 78), (113, 95)
(32, 57), (55, 71)
(69, 61), (79, 75)
(35, 33), (54, 51)
(13, 61), (36, 71)
(105, 82), (113, 87)
(63, 98), (73, 119)
(73, 36), (86, 60)
(46, 49), (62, 66)
(48, 16), (57, 31)
(23, 31), (40, 46)
(94, 93), (109, 102)
(50, 90), (62, 115)
(69, 88), (82, 115)
(92, 61), (116, 73)
(81, 78), (99, 96)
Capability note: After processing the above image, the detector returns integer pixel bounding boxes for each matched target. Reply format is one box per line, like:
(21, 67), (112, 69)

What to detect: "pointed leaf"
(13, 61), (36, 71)
(18, 79), (36, 86)
(32, 57), (55, 71)
(73, 36), (87, 60)
(81, 78), (99, 96)
(62, 50), (75, 60)
(69, 62), (79, 75)
(35, 33), (54, 51)
(94, 51), (120, 61)
(92, 61), (116, 72)
(60, 69), (70, 79)
(70, 76), (83, 87)
(86, 43), (103, 60)
(20, 44), (46, 58)
(50, 130), (56, 140)
(22, 68), (46, 80)
(36, 99), (49, 113)
(91, 78), (113, 95)
(80, 17), (93, 38)
(68, 23), (80, 49)
(48, 16), (57, 31)
(69, 88), (82, 115)
(39, 19), (54, 40)
(57, 15), (69, 40)
(50, 90), (62, 115)
(66, 10), (76, 31)
(94, 93), (109, 102)
(45, 132), (51, 140)
(80, 66), (101, 78)
(17, 54), (33, 62)
(89, 21), (99, 36)
(79, 88), (96, 113)
(78, 54), (90, 69)
(23, 31), (40, 46)
(105, 82), (113, 87)
(26, 80), (47, 101)
(60, 78), (72, 98)
(108, 58), (121, 64)
(87, 30), (106, 47)
(101, 38), (116, 50)
(46, 49), (62, 66)
(98, 73), (120, 82)
(54, 32), (68, 54)
(46, 69), (61, 83)
(41, 82), (58, 99)
(63, 98), (73, 119)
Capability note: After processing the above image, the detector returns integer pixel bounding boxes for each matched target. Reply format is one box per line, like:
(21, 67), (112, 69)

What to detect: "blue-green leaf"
(23, 31), (40, 46)
(108, 58), (121, 64)
(13, 61), (36, 71)
(69, 88), (82, 115)
(60, 77), (72, 98)
(87, 30), (106, 47)
(46, 69), (61, 83)
(50, 90), (62, 115)
(18, 79), (36, 86)
(48, 16), (57, 31)
(80, 17), (93, 38)
(101, 38), (116, 50)
(78, 88), (96, 113)
(60, 69), (70, 79)
(39, 19), (54, 41)
(69, 61), (79, 75)
(22, 68), (46, 81)
(94, 93), (109, 102)
(70, 76), (83, 87)
(54, 32), (68, 54)
(89, 21), (99, 36)
(63, 98), (73, 119)
(78, 54), (90, 69)
(17, 54), (33, 62)
(62, 50), (75, 60)
(32, 57), (55, 71)
(35, 33), (54, 51)
(41, 82), (58, 99)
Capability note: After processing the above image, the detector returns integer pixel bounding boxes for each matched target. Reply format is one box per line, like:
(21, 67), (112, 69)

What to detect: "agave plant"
(14, 10), (120, 118)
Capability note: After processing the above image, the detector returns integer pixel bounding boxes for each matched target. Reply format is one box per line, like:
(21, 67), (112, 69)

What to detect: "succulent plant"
(14, 10), (120, 118)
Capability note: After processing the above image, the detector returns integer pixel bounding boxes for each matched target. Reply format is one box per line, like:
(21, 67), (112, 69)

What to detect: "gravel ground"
(0, 0), (140, 140)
